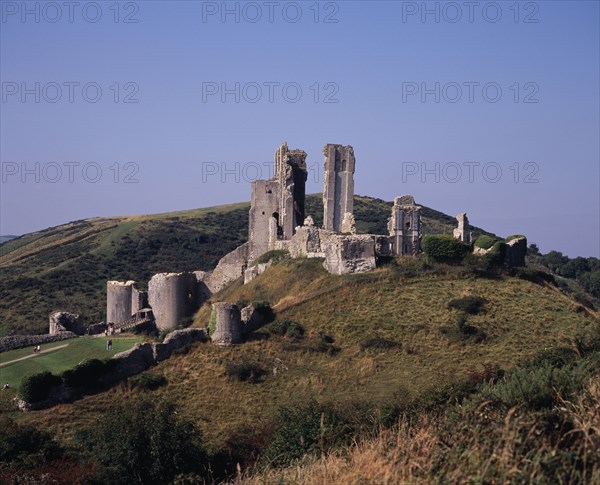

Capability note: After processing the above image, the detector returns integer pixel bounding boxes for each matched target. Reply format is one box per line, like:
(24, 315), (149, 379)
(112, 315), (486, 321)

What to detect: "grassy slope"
(0, 195), (493, 337)
(8, 258), (596, 454)
(0, 336), (143, 388)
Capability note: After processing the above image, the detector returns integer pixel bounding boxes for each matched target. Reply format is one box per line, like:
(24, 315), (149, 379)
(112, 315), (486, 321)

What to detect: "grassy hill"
(7, 257), (596, 455)
(0, 195), (494, 337)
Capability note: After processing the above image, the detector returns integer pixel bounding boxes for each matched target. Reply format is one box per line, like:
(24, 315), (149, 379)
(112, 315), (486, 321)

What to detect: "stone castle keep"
(104, 142), (473, 332)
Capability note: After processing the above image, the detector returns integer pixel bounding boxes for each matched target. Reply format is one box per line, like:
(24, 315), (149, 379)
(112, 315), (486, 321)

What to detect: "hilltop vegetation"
(0, 196), (493, 337)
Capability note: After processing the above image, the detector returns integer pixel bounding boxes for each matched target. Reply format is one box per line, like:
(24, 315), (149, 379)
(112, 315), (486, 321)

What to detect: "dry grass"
(235, 376), (600, 484)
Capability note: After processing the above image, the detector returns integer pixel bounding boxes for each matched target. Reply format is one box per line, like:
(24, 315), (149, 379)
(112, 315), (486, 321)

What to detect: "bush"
(261, 399), (350, 468)
(19, 371), (62, 403)
(483, 241), (507, 267)
(75, 397), (208, 485)
(421, 235), (469, 263)
(475, 361), (591, 410)
(505, 234), (526, 243)
(448, 296), (486, 315)
(360, 337), (401, 351)
(283, 333), (340, 355)
(0, 416), (63, 467)
(474, 235), (497, 250)
(268, 320), (305, 339)
(61, 358), (117, 390)
(129, 374), (168, 391)
(225, 361), (266, 383)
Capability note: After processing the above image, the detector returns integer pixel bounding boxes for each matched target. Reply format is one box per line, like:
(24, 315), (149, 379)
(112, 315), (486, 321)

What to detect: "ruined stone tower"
(147, 272), (205, 331)
(106, 281), (135, 325)
(388, 195), (422, 256)
(453, 213), (471, 244)
(323, 144), (355, 232)
(248, 142), (308, 259)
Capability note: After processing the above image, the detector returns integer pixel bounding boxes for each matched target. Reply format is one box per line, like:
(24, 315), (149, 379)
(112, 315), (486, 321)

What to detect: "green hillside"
(8, 258), (596, 454)
(0, 195), (494, 337)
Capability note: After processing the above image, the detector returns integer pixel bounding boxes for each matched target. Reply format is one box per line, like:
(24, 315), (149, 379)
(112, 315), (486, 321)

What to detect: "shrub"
(75, 397), (208, 485)
(18, 371), (62, 403)
(129, 374), (167, 391)
(225, 361), (266, 383)
(284, 333), (340, 355)
(421, 235), (469, 263)
(61, 359), (117, 390)
(483, 241), (507, 267)
(475, 362), (589, 410)
(0, 416), (63, 466)
(261, 399), (350, 467)
(474, 235), (497, 250)
(448, 296), (486, 315)
(268, 320), (305, 339)
(505, 234), (526, 243)
(360, 337), (401, 351)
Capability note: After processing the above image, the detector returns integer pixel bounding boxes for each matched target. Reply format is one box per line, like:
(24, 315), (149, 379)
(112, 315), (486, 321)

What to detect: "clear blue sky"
(1, 0), (598, 257)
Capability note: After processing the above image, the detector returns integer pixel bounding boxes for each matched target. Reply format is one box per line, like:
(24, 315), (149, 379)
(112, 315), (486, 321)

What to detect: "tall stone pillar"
(107, 281), (135, 324)
(210, 302), (243, 346)
(453, 213), (471, 244)
(388, 195), (422, 256)
(323, 144), (355, 232)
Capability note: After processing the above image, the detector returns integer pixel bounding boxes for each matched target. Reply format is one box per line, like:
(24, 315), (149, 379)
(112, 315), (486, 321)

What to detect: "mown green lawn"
(0, 336), (143, 388)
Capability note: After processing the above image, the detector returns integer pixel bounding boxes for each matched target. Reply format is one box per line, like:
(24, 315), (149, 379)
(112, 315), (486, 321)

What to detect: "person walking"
(107, 339), (113, 351)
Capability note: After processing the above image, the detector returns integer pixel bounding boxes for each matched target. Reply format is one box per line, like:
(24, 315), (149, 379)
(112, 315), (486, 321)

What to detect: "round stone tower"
(106, 281), (135, 324)
(210, 302), (243, 346)
(148, 272), (199, 331)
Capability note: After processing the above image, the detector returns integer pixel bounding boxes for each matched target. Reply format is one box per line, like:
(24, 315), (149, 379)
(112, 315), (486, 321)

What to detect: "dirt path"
(0, 344), (70, 367)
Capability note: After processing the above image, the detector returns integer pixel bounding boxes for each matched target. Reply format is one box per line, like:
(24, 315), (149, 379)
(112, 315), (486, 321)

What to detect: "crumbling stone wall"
(48, 311), (84, 335)
(148, 272), (206, 331)
(323, 144), (355, 232)
(322, 233), (376, 275)
(453, 213), (472, 244)
(208, 242), (250, 293)
(388, 195), (422, 256)
(131, 288), (148, 315)
(210, 302), (243, 346)
(505, 237), (527, 267)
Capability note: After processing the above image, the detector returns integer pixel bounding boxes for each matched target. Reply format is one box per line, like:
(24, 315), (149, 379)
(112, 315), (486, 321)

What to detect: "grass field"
(0, 336), (143, 388)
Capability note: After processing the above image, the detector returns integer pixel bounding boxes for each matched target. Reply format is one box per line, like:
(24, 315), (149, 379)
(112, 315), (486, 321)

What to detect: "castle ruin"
(104, 142), (446, 331)
(388, 196), (422, 256)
